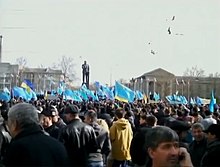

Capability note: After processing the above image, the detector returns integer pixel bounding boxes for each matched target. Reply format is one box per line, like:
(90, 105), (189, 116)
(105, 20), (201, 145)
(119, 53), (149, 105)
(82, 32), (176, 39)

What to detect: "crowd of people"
(0, 96), (220, 167)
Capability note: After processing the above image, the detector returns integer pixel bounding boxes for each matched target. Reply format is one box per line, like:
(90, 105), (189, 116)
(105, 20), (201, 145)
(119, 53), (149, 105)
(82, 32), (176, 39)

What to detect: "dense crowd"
(0, 97), (220, 167)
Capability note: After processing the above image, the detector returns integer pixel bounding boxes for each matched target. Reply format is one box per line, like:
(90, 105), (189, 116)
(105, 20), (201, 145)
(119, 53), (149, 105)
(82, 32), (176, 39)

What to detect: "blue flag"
(0, 92), (10, 102)
(114, 81), (135, 103)
(209, 90), (215, 112)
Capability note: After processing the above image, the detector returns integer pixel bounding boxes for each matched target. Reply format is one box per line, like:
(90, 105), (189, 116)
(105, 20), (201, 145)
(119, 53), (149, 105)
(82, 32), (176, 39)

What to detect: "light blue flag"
(31, 90), (37, 101)
(78, 90), (88, 101)
(3, 87), (10, 95)
(63, 89), (73, 100)
(24, 89), (32, 101)
(57, 81), (66, 95)
(180, 96), (188, 105)
(114, 81), (135, 102)
(23, 88), (37, 101)
(102, 85), (114, 100)
(196, 96), (203, 106)
(94, 81), (101, 89)
(154, 92), (160, 101)
(136, 91), (144, 100)
(190, 97), (195, 105)
(87, 90), (99, 101)
(0, 92), (10, 102)
(166, 95), (174, 103)
(209, 90), (215, 112)
(72, 90), (83, 102)
(13, 86), (36, 101)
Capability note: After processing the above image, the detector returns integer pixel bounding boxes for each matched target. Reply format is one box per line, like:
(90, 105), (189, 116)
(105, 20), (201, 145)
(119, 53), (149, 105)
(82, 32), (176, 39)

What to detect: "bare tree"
(16, 56), (27, 70)
(183, 66), (205, 77)
(53, 55), (76, 80)
(208, 72), (220, 78)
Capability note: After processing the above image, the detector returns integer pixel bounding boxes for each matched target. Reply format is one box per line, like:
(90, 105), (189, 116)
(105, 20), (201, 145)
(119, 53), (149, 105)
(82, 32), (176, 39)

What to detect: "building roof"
(23, 67), (62, 74)
(138, 68), (175, 79)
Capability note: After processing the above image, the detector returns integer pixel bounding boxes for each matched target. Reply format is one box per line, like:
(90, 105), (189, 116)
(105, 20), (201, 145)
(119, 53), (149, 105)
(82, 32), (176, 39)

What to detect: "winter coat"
(3, 124), (69, 166)
(59, 119), (98, 167)
(189, 137), (207, 167)
(110, 118), (133, 161)
(201, 139), (220, 167)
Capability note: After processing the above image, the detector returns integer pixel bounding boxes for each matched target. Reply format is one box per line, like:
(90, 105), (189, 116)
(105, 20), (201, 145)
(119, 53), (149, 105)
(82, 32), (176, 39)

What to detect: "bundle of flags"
(166, 94), (188, 105)
(94, 81), (114, 100)
(12, 86), (37, 101)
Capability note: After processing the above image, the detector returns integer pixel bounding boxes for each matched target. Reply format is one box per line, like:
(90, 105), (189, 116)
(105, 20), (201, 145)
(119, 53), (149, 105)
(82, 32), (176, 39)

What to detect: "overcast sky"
(0, 0), (220, 86)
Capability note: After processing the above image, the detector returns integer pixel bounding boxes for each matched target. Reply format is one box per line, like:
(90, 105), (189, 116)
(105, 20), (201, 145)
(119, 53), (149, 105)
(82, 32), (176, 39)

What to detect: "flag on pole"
(114, 81), (135, 103)
(209, 90), (215, 112)
(182, 80), (185, 85)
(176, 78), (179, 85)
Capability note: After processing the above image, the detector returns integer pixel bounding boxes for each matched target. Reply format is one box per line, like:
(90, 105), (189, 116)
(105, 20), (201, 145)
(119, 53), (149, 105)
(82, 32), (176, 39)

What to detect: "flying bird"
(175, 33), (184, 36)
(172, 16), (175, 21)
(151, 50), (156, 55)
(168, 27), (171, 34)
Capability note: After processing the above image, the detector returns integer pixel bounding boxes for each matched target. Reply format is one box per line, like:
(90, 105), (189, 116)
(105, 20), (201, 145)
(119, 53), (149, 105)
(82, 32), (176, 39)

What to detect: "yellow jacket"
(110, 118), (133, 160)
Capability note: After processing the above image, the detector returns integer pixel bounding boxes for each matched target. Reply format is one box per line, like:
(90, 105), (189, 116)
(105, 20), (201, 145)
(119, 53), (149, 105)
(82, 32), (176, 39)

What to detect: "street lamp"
(187, 80), (190, 102)
(146, 78), (149, 96)
(153, 78), (157, 93)
(3, 73), (6, 89)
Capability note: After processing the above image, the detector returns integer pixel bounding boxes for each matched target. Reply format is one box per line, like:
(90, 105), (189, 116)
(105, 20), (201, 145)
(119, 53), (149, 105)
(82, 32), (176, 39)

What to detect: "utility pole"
(0, 35), (2, 63)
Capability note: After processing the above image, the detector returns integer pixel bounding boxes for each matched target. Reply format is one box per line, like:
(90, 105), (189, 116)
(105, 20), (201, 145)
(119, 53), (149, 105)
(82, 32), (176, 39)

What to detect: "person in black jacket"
(59, 104), (99, 167)
(130, 115), (157, 167)
(201, 124), (220, 167)
(39, 107), (60, 139)
(0, 101), (11, 163)
(3, 103), (69, 166)
(189, 123), (207, 167)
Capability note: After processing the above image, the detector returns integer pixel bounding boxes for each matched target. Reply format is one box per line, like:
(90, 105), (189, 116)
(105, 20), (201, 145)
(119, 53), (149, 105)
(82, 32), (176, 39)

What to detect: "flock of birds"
(149, 16), (184, 55)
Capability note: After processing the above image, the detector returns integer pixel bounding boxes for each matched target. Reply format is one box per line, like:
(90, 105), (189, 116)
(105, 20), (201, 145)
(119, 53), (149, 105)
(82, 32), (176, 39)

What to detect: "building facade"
(20, 67), (63, 92)
(0, 63), (63, 93)
(0, 63), (19, 91)
(132, 68), (220, 100)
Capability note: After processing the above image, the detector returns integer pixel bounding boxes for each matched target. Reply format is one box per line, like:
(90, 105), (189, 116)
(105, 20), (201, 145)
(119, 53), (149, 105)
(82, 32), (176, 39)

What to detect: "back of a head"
(146, 115), (158, 127)
(84, 110), (97, 122)
(115, 108), (125, 119)
(8, 103), (39, 129)
(205, 109), (211, 116)
(146, 126), (179, 149)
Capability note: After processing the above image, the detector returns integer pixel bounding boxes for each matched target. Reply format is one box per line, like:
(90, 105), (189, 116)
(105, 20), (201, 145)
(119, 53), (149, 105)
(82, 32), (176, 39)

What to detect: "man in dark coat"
(39, 107), (60, 139)
(201, 124), (220, 167)
(0, 101), (11, 162)
(130, 115), (157, 167)
(189, 123), (207, 167)
(59, 104), (98, 167)
(3, 103), (69, 166)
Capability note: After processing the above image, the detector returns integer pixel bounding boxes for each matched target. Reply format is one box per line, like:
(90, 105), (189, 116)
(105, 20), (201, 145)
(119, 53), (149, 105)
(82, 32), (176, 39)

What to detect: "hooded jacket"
(87, 122), (111, 162)
(110, 118), (133, 161)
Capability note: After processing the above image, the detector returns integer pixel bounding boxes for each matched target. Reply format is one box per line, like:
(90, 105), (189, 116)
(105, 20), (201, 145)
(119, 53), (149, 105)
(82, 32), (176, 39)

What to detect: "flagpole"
(187, 80), (190, 102)
(153, 78), (156, 93)
(3, 73), (6, 89)
(0, 35), (2, 63)
(146, 78), (149, 97)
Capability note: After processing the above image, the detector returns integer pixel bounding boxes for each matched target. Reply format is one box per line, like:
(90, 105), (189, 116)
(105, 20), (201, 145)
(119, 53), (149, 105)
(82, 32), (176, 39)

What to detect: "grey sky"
(0, 0), (220, 86)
